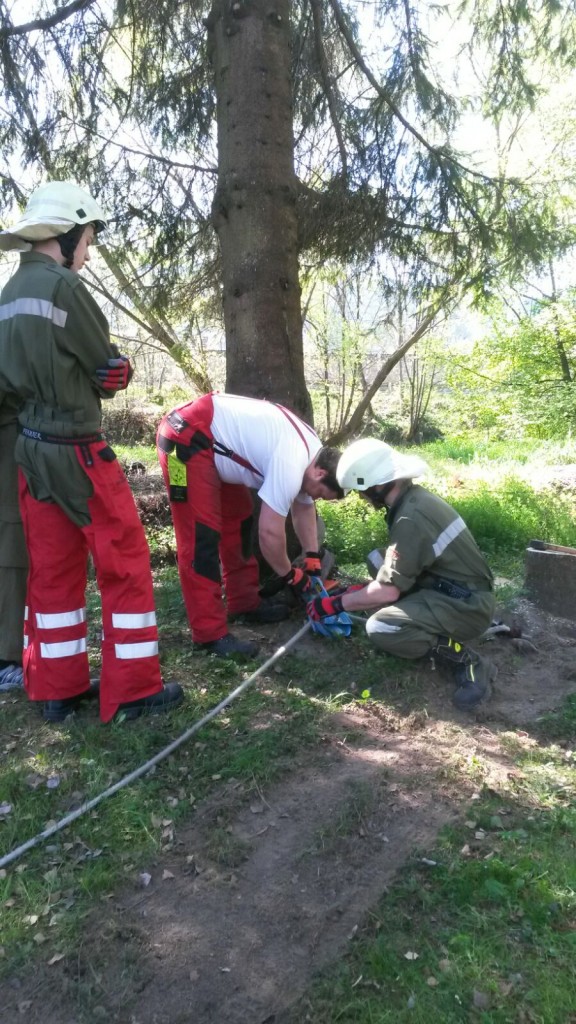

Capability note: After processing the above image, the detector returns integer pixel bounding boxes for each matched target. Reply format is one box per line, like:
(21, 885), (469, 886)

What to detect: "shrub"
(318, 492), (387, 562)
(430, 477), (576, 560)
(102, 405), (160, 446)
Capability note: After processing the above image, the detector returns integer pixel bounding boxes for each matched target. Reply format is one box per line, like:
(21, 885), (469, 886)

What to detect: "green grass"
(112, 443), (160, 468)
(321, 440), (576, 584)
(0, 564), (334, 972)
(420, 436), (576, 467)
(286, 731), (576, 1024)
(2, 437), (576, 1012)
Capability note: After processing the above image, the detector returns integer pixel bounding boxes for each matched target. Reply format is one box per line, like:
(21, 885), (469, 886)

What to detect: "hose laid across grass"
(0, 621), (312, 871)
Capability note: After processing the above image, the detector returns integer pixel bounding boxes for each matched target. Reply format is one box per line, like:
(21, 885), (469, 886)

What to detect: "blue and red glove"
(96, 356), (133, 391)
(302, 550), (322, 574)
(283, 566), (313, 604)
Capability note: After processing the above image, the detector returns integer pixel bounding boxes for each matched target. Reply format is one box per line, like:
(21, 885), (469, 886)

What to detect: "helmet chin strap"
(363, 480), (396, 508)
(57, 223), (86, 269)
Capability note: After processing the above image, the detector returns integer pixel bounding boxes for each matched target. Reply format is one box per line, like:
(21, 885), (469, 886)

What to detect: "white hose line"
(0, 621), (312, 871)
(347, 613), (368, 625)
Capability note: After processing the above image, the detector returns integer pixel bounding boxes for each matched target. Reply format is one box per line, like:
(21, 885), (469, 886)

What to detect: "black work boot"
(114, 681), (184, 721)
(195, 633), (260, 659)
(452, 656), (495, 710)
(230, 598), (290, 624)
(432, 636), (494, 710)
(42, 677), (100, 723)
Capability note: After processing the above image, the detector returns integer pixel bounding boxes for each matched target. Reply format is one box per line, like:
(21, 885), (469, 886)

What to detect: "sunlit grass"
(286, 736), (576, 1024)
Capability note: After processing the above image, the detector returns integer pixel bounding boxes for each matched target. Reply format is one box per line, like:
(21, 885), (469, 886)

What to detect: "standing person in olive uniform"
(0, 181), (183, 722)
(0, 393), (26, 691)
(306, 439), (496, 709)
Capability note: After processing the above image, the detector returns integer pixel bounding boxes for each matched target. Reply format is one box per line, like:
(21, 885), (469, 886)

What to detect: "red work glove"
(306, 594), (345, 621)
(283, 566), (313, 604)
(96, 356), (133, 391)
(302, 550), (322, 574)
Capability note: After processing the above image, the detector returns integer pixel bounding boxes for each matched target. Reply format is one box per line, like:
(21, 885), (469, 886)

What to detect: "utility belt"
(423, 574), (492, 600)
(19, 425), (103, 446)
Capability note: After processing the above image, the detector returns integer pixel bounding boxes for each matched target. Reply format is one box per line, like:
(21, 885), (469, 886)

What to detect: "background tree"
(1, 0), (575, 422)
(443, 275), (576, 441)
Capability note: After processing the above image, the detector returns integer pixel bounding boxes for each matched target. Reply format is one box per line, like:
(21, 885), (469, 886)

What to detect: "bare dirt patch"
(1, 597), (575, 1024)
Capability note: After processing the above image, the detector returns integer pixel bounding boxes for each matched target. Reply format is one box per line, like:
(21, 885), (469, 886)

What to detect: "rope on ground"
(0, 621), (312, 871)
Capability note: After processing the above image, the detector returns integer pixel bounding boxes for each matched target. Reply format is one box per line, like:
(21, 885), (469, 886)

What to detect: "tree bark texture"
(208, 0), (312, 420)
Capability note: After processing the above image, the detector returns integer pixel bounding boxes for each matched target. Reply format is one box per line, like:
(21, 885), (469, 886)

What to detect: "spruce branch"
(0, 0), (97, 38)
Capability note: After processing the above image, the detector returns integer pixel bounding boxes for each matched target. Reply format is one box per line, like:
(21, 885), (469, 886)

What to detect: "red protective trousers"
(18, 440), (163, 721)
(157, 394), (260, 643)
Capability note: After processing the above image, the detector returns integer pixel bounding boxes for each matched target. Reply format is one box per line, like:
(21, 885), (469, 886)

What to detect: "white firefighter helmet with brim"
(0, 181), (108, 252)
(337, 437), (429, 491)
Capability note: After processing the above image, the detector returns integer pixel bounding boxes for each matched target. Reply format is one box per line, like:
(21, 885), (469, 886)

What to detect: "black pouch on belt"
(430, 577), (472, 600)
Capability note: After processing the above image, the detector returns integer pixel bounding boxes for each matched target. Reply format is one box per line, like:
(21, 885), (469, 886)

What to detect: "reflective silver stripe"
(432, 516), (466, 557)
(112, 612), (157, 629)
(40, 638), (87, 659)
(36, 607), (86, 629)
(114, 641), (159, 660)
(0, 297), (68, 327)
(24, 605), (29, 618)
(23, 636), (29, 650)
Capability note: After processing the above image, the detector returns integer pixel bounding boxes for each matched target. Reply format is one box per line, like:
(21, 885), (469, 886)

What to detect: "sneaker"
(114, 681), (184, 721)
(230, 599), (290, 624)
(42, 678), (101, 723)
(0, 663), (24, 692)
(452, 657), (496, 710)
(195, 633), (259, 659)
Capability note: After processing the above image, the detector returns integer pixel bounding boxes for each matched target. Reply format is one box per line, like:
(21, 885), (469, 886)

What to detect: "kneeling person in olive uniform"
(306, 439), (496, 710)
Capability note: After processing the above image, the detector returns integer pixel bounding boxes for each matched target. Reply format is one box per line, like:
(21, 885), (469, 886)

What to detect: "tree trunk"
(208, 0), (312, 421)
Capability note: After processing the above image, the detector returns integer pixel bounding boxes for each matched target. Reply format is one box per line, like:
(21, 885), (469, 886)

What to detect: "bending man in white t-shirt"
(157, 393), (344, 657)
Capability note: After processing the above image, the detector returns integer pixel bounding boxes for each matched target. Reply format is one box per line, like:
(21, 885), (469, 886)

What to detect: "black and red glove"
(96, 356), (133, 391)
(283, 566), (313, 603)
(306, 583), (365, 620)
(306, 594), (345, 621)
(302, 550), (322, 574)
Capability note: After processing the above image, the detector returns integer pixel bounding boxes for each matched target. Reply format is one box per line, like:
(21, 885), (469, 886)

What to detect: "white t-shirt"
(210, 394), (322, 517)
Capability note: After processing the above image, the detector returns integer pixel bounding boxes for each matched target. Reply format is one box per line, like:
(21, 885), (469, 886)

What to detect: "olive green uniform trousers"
(0, 417), (27, 662)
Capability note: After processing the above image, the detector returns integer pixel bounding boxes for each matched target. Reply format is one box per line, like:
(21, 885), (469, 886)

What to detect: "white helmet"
(0, 181), (108, 252)
(337, 438), (428, 491)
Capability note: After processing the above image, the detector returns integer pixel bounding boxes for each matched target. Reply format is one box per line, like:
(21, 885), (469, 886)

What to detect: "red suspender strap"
(205, 397), (318, 474)
(274, 403), (318, 458)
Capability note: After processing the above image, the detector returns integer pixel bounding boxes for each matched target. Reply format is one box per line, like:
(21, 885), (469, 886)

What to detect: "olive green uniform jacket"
(0, 251), (118, 526)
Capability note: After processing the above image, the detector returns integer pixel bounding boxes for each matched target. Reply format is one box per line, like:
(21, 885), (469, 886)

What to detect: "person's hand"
(284, 567), (313, 603)
(95, 356), (133, 391)
(306, 594), (345, 620)
(306, 584), (365, 620)
(302, 550), (322, 574)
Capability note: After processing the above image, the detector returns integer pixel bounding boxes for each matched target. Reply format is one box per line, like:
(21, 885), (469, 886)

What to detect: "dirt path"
(2, 600), (575, 1024)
